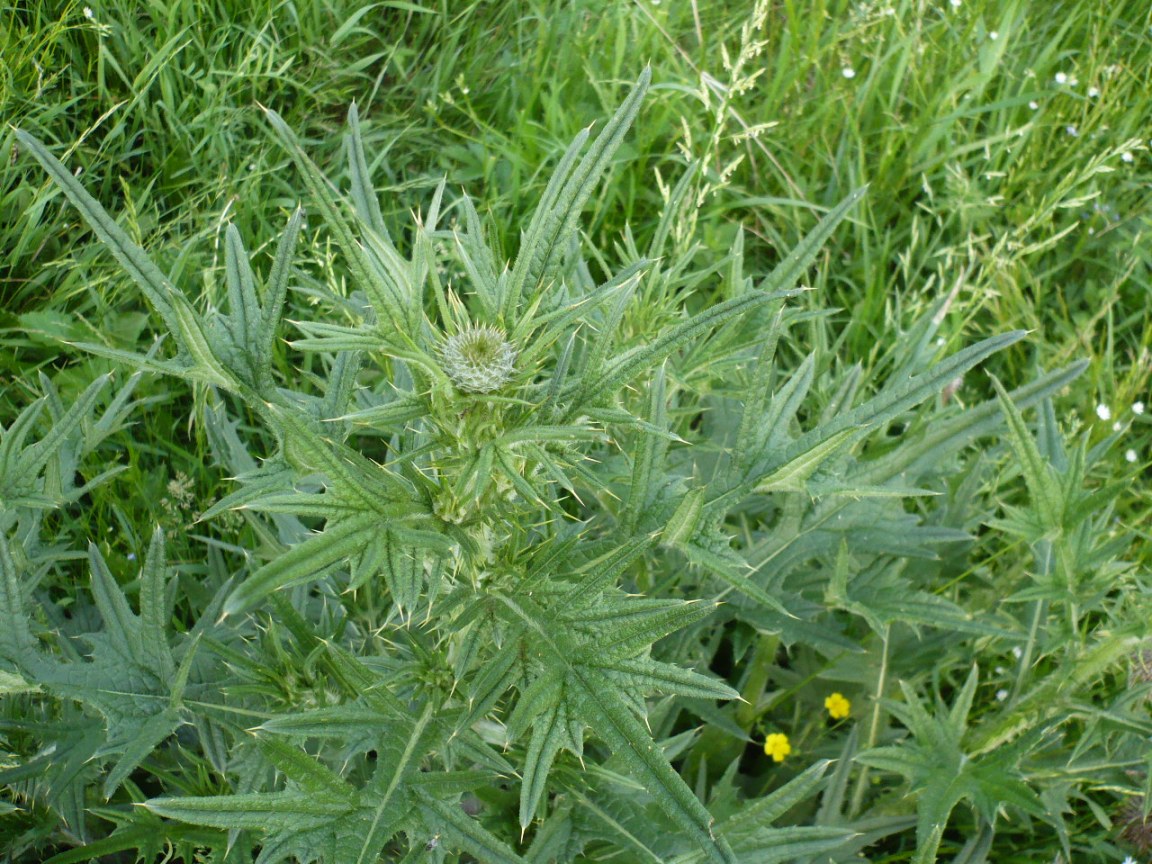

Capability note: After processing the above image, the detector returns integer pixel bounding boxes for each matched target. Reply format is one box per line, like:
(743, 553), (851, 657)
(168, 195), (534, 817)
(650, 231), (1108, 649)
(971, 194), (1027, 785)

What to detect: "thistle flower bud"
(438, 325), (517, 393)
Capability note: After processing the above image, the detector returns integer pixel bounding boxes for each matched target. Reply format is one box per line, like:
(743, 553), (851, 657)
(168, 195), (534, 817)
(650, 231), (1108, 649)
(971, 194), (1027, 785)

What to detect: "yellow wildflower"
(763, 733), (791, 763)
(825, 692), (851, 720)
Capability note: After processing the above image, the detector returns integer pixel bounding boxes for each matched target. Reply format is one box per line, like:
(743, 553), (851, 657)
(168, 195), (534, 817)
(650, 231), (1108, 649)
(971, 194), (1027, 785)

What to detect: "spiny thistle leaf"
(223, 511), (380, 615)
(13, 130), (183, 339)
(504, 67), (651, 322)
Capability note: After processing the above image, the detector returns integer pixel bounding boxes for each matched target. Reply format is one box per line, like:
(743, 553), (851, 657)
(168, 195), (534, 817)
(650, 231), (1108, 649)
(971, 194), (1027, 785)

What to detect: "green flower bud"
(438, 325), (516, 393)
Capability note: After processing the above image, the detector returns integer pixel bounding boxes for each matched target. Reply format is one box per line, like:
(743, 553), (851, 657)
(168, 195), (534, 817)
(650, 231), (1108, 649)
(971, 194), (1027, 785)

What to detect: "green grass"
(3, 1), (1152, 861)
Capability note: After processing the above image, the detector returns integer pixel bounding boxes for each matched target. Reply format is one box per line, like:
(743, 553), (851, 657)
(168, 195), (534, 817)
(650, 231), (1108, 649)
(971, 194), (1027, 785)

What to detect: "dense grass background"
(3, 0), (1151, 860)
(5, 0), (1150, 583)
(6, 0), (1151, 423)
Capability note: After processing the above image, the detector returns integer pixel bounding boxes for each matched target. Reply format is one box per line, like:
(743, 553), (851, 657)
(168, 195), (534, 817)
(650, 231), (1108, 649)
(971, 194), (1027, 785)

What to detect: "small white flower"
(842, 67), (856, 79)
(1122, 151), (1135, 163)
(1054, 72), (1067, 84)
(996, 689), (1009, 701)
(1113, 421), (1122, 432)
(1096, 403), (1112, 421)
(1133, 401), (1144, 415)
(949, 0), (961, 7)
(83, 5), (94, 18)
(1028, 100), (1039, 110)
(1122, 856), (1139, 864)
(1065, 125), (1079, 137)
(1126, 449), (1138, 464)
(1088, 86), (1100, 98)
(1012, 646), (1024, 660)
(126, 552), (137, 561)
(988, 31), (998, 40)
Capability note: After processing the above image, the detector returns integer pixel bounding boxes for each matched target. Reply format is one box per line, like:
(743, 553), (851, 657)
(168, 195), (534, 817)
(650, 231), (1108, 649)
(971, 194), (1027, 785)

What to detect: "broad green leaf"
(272, 405), (415, 507)
(665, 487), (706, 546)
(0, 398), (47, 483)
(520, 697), (568, 829)
(335, 396), (426, 430)
(87, 542), (142, 664)
(145, 791), (354, 831)
(259, 703), (396, 739)
(224, 223), (261, 357)
(594, 657), (739, 701)
(15, 130), (182, 338)
(414, 789), (526, 864)
(231, 492), (372, 519)
(224, 511), (380, 614)
(497, 594), (735, 864)
(572, 790), (666, 863)
(366, 701), (437, 840)
(506, 674), (563, 741)
(515, 259), (652, 369)
(746, 331), (1028, 502)
(103, 706), (182, 798)
(41, 819), (209, 864)
(260, 207), (305, 374)
(14, 373), (109, 491)
(381, 533), (424, 613)
(570, 286), (806, 417)
(569, 666), (737, 864)
(990, 375), (1064, 530)
(755, 352), (816, 459)
(524, 809), (575, 864)
(756, 187), (867, 296)
(169, 292), (238, 389)
(753, 427), (861, 493)
(344, 102), (387, 236)
(560, 535), (656, 606)
(680, 540), (795, 618)
(946, 665), (981, 738)
(623, 363), (672, 533)
(463, 638), (522, 726)
(579, 282), (636, 391)
(288, 322), (388, 353)
(0, 533), (36, 664)
(0, 668), (39, 695)
(258, 737), (357, 802)
(497, 425), (607, 447)
(575, 599), (717, 661)
(453, 193), (501, 318)
(503, 68), (650, 321)
(263, 107), (415, 338)
(64, 342), (192, 380)
(855, 361), (1087, 485)
(721, 760), (832, 836)
(730, 306), (787, 476)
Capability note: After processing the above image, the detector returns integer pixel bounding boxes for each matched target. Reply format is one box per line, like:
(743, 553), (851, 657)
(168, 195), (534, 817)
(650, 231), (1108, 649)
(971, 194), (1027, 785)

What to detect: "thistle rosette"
(438, 325), (517, 393)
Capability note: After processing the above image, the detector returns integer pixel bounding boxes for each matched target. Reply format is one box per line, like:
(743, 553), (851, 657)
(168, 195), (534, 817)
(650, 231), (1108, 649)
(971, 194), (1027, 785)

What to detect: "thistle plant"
(4, 68), (1145, 864)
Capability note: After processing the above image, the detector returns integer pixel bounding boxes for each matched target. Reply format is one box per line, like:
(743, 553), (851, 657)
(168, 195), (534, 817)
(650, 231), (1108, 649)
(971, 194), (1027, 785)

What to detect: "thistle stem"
(850, 623), (890, 818)
(736, 633), (779, 730)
